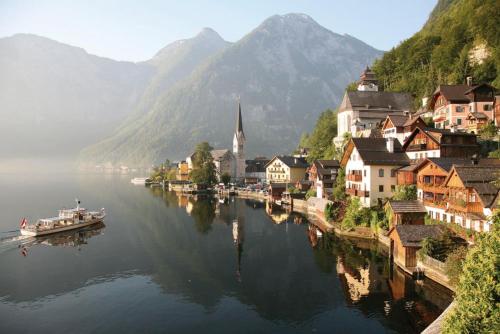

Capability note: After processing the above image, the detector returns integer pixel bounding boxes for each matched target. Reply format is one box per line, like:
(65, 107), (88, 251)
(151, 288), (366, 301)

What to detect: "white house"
(340, 138), (410, 207)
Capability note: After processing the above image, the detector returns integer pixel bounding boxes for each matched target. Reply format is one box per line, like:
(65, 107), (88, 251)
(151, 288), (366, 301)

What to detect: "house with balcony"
(245, 157), (269, 184)
(402, 127), (479, 161)
(466, 111), (489, 134)
(308, 159), (340, 199)
(340, 137), (410, 207)
(334, 67), (412, 147)
(429, 79), (496, 130)
(265, 156), (308, 184)
(443, 165), (500, 232)
(382, 114), (427, 145)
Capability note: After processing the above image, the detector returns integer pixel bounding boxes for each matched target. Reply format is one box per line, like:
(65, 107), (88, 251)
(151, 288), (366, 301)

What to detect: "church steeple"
(235, 101), (245, 140)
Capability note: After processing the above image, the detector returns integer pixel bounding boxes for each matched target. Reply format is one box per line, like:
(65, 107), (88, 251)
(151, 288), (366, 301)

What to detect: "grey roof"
(393, 225), (445, 247)
(268, 156), (308, 168)
(211, 149), (233, 161)
(433, 84), (471, 102)
(387, 200), (427, 214)
(386, 114), (409, 127)
(352, 138), (410, 166)
(468, 111), (488, 119)
(235, 102), (245, 139)
(314, 159), (340, 169)
(245, 159), (269, 173)
(426, 158), (474, 172)
(453, 166), (500, 208)
(346, 91), (412, 111)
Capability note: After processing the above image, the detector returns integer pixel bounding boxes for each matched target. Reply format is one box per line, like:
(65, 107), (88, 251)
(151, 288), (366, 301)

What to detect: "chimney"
(422, 97), (428, 107)
(471, 154), (479, 165)
(386, 137), (395, 153)
(466, 76), (473, 86)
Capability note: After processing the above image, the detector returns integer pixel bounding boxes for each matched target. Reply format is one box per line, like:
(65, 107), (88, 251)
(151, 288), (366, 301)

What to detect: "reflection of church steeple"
(232, 218), (244, 282)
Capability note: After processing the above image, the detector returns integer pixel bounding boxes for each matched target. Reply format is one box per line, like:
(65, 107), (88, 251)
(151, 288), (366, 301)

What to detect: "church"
(186, 100), (246, 182)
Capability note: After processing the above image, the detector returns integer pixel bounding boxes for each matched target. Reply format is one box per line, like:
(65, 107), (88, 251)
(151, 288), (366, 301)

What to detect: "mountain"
(0, 30), (229, 160)
(372, 0), (499, 104)
(0, 34), (154, 159)
(80, 14), (383, 166)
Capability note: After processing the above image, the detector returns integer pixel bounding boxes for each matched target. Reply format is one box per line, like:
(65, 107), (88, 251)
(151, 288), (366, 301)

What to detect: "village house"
(334, 67), (412, 147)
(389, 225), (445, 271)
(402, 127), (479, 161)
(341, 138), (410, 207)
(466, 112), (490, 134)
(211, 149), (236, 181)
(176, 161), (190, 181)
(382, 114), (427, 144)
(265, 156), (308, 184)
(244, 157), (269, 184)
(430, 79), (496, 131)
(308, 159), (340, 198)
(385, 200), (427, 229)
(494, 95), (500, 126)
(442, 164), (500, 232)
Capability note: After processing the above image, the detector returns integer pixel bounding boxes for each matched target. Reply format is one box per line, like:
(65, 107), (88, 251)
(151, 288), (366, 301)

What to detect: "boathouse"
(385, 200), (427, 229)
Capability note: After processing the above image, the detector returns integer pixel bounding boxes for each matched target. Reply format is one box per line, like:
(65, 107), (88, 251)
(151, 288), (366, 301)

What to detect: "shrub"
(444, 246), (468, 287)
(324, 202), (338, 222)
(305, 188), (316, 199)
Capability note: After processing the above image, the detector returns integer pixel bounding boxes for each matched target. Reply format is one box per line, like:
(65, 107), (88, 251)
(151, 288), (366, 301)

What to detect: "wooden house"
(466, 112), (489, 134)
(385, 200), (427, 229)
(402, 127), (479, 161)
(268, 183), (287, 201)
(389, 225), (444, 271)
(443, 165), (500, 232)
(308, 159), (340, 198)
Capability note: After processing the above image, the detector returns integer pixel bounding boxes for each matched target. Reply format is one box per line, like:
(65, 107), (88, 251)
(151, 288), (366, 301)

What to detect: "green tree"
(443, 223), (499, 333)
(392, 185), (417, 200)
(300, 109), (338, 163)
(332, 168), (346, 201)
(305, 188), (316, 199)
(444, 246), (468, 287)
(189, 142), (217, 185)
(479, 122), (499, 140)
(220, 172), (231, 186)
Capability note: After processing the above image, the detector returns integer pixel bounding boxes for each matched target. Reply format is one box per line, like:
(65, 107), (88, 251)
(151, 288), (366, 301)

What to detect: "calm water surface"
(0, 173), (452, 333)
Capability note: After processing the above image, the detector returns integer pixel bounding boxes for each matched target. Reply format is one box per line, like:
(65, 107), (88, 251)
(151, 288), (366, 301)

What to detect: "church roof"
(235, 102), (245, 140)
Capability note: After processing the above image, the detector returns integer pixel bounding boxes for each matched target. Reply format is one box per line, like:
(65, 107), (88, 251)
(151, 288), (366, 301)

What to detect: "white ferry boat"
(20, 200), (106, 237)
(131, 177), (151, 185)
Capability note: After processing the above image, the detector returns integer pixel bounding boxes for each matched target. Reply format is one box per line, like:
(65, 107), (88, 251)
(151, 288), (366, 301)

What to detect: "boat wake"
(0, 232), (35, 254)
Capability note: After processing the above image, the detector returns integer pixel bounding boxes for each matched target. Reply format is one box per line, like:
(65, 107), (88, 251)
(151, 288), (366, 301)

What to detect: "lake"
(0, 173), (452, 333)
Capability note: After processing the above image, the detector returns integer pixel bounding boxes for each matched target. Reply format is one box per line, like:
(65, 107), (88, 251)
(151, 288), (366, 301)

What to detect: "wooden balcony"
(417, 182), (447, 194)
(448, 200), (484, 213)
(347, 174), (362, 182)
(423, 199), (446, 209)
(407, 143), (427, 151)
(346, 188), (369, 197)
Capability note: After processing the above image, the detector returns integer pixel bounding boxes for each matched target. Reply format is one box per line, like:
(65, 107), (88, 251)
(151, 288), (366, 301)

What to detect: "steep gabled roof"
(265, 155), (308, 169)
(391, 225), (445, 247)
(384, 114), (409, 128)
(211, 149), (233, 161)
(342, 138), (410, 166)
(433, 84), (471, 103)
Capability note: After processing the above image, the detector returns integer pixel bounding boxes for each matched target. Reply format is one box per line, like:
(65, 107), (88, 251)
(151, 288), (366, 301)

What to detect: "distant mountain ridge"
(80, 13), (383, 166)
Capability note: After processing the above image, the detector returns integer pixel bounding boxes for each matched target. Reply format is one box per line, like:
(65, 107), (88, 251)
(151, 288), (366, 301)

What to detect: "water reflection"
(0, 176), (452, 333)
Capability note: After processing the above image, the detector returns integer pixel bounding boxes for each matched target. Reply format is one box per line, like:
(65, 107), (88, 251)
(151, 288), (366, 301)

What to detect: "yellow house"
(265, 156), (308, 184)
(176, 161), (189, 181)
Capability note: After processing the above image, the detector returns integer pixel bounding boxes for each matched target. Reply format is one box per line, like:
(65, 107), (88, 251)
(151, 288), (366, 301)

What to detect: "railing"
(418, 183), (447, 193)
(346, 188), (369, 197)
(423, 199), (447, 209)
(346, 174), (362, 182)
(407, 143), (427, 151)
(418, 253), (446, 274)
(448, 200), (483, 213)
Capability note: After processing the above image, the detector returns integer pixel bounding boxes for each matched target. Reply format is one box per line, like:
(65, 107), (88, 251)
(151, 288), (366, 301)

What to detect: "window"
(456, 106), (464, 112)
(484, 104), (492, 111)
(457, 118), (462, 125)
(391, 185), (395, 192)
(379, 185), (384, 192)
(390, 169), (396, 177)
(378, 169), (384, 177)
(363, 169), (366, 177)
(444, 120), (450, 126)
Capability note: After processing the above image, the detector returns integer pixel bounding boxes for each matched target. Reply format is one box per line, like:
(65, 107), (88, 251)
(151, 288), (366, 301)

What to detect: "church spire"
(235, 100), (245, 139)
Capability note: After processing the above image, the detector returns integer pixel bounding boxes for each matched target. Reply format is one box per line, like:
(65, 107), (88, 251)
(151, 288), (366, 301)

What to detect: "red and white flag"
(20, 218), (27, 229)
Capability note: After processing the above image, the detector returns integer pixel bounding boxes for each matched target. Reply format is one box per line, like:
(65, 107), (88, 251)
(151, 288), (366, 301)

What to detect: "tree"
(392, 185), (417, 200)
(298, 109), (337, 163)
(332, 168), (346, 201)
(189, 142), (217, 185)
(479, 122), (498, 140)
(221, 172), (231, 186)
(443, 221), (499, 333)
(444, 246), (468, 287)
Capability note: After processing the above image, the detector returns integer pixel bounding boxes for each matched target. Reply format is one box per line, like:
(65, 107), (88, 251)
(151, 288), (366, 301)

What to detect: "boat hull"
(20, 218), (104, 237)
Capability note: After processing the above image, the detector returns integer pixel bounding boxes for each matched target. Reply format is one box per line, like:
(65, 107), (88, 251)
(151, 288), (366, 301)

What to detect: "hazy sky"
(0, 0), (437, 62)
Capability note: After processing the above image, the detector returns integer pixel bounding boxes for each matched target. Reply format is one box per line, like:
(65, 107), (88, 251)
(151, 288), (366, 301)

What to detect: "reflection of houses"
(265, 156), (308, 183)
(385, 200), (427, 228)
(402, 127), (479, 161)
(334, 67), (412, 146)
(336, 257), (371, 302)
(308, 160), (340, 198)
(245, 157), (269, 184)
(265, 201), (289, 224)
(389, 225), (445, 271)
(430, 80), (496, 130)
(341, 138), (409, 207)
